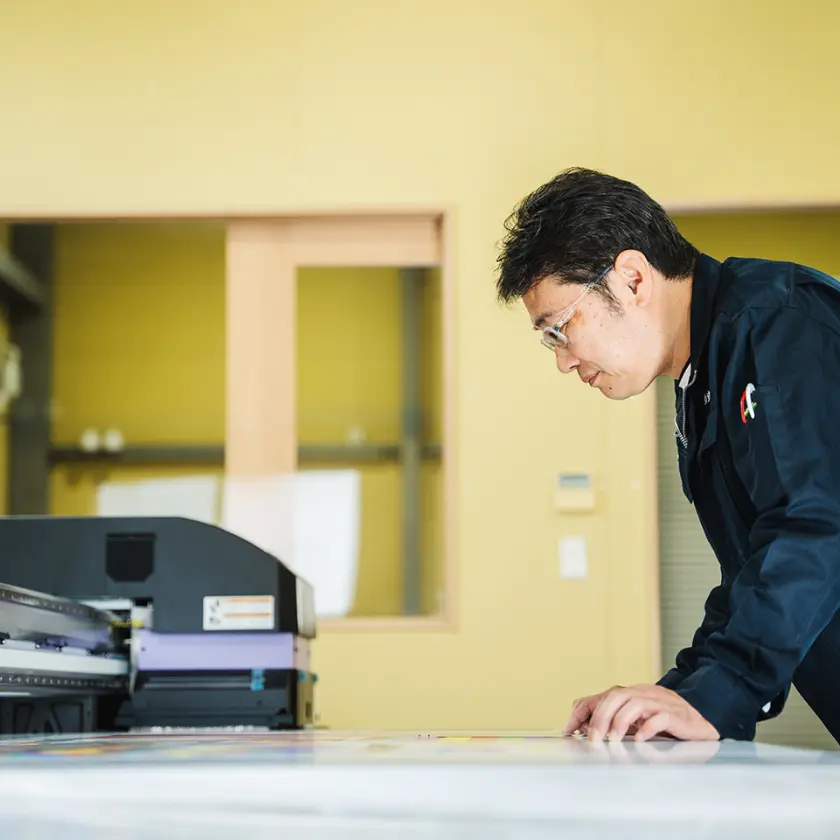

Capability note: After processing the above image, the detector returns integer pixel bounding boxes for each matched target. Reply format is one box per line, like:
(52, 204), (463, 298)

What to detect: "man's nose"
(555, 346), (579, 374)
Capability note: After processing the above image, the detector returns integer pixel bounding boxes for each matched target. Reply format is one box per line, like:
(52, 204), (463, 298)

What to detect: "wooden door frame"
(225, 211), (457, 630)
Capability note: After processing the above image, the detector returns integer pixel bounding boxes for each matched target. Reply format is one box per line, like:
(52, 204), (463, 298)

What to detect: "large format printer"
(0, 516), (316, 735)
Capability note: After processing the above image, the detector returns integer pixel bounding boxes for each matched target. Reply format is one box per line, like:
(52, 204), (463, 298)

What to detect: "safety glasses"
(540, 264), (613, 351)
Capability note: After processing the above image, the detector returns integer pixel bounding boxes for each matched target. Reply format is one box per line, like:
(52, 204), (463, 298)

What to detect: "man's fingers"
(564, 684), (719, 744)
(588, 686), (665, 741)
(563, 701), (593, 734)
(634, 711), (671, 742)
(563, 695), (598, 734)
(607, 698), (651, 741)
(588, 689), (634, 741)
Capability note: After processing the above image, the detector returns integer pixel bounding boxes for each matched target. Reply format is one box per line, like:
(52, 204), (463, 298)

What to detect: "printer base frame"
(115, 668), (315, 731)
(0, 693), (125, 736)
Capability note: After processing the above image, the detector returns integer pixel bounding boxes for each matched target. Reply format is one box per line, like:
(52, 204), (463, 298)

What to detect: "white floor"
(0, 730), (837, 838)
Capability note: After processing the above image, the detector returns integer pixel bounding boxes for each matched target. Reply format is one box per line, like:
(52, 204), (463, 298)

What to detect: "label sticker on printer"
(203, 596), (275, 631)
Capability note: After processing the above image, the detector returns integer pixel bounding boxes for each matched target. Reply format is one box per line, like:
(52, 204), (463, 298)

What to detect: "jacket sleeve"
(657, 580), (731, 691)
(671, 305), (840, 740)
(658, 578), (788, 722)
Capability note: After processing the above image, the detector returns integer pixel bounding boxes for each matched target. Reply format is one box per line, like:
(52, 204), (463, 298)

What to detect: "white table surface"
(0, 729), (837, 839)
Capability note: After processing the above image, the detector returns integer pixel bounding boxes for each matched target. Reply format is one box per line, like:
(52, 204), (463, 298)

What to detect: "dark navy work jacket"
(657, 253), (840, 744)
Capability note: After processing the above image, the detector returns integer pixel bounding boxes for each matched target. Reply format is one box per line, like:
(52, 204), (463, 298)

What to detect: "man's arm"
(657, 580), (732, 691)
(669, 305), (840, 740)
(658, 579), (788, 722)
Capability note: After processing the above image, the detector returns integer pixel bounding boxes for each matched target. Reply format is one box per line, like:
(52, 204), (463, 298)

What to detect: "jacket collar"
(690, 253), (724, 364)
(679, 253), (724, 389)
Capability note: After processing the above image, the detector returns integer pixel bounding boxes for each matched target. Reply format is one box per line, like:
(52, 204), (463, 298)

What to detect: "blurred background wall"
(0, 0), (839, 745)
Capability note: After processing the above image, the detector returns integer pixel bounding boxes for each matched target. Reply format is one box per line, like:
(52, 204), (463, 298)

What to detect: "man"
(496, 167), (840, 745)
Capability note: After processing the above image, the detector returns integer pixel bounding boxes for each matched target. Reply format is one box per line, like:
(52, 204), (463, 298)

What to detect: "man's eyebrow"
(533, 312), (553, 329)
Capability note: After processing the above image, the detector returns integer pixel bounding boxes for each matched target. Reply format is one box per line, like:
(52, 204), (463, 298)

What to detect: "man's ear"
(614, 249), (653, 307)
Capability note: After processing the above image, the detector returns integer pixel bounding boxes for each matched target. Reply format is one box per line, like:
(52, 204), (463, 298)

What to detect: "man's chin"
(604, 382), (651, 401)
(598, 384), (635, 401)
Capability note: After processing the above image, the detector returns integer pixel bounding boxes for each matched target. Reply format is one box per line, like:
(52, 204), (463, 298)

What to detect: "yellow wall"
(2, 0), (840, 729)
(48, 222), (227, 544)
(673, 212), (840, 275)
(51, 222), (226, 445)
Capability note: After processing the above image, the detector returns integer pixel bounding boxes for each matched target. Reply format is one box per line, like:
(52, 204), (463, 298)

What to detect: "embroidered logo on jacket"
(740, 383), (757, 424)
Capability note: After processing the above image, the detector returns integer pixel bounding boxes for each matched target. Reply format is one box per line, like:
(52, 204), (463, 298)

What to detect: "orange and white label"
(202, 595), (275, 631)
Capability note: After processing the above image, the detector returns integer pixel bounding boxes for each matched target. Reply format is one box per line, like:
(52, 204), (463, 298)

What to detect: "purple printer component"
(136, 630), (311, 671)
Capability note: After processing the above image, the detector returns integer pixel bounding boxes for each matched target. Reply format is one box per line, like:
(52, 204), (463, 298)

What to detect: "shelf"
(48, 442), (442, 466)
(0, 246), (46, 308)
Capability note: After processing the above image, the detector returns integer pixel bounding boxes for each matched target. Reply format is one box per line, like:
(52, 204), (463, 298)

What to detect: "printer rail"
(0, 581), (128, 697)
(0, 582), (121, 652)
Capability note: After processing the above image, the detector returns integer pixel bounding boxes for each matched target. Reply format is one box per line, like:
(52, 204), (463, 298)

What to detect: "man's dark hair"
(496, 167), (699, 307)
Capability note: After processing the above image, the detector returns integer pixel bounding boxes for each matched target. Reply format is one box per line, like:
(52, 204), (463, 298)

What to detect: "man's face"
(522, 257), (664, 400)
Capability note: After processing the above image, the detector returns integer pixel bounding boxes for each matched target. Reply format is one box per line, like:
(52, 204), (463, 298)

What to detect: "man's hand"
(562, 684), (720, 742)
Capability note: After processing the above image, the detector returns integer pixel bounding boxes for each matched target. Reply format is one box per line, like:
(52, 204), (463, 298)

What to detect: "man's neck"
(661, 274), (693, 379)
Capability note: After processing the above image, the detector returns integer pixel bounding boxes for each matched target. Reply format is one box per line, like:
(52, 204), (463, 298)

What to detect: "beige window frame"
(225, 211), (457, 630)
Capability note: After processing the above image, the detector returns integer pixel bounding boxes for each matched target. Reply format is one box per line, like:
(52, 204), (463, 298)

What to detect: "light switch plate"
(559, 536), (587, 580)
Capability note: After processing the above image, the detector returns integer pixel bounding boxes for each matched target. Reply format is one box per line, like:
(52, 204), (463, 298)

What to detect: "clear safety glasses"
(540, 264), (613, 351)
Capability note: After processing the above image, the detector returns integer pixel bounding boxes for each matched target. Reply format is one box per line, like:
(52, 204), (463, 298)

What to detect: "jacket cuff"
(671, 664), (762, 741)
(656, 668), (687, 691)
(757, 688), (789, 722)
